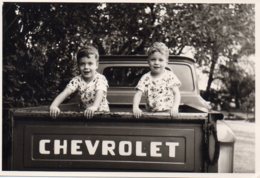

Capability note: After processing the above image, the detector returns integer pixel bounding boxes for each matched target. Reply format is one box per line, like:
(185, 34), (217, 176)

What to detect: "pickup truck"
(10, 55), (235, 172)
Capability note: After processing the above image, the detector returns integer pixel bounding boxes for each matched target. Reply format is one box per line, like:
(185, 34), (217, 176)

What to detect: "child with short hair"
(50, 45), (109, 118)
(133, 42), (181, 118)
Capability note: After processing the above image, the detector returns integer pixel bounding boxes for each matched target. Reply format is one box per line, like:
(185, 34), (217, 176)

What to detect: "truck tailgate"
(11, 106), (207, 172)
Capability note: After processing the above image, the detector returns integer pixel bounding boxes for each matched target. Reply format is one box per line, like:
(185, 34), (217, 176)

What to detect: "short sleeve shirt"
(136, 70), (181, 112)
(66, 72), (109, 111)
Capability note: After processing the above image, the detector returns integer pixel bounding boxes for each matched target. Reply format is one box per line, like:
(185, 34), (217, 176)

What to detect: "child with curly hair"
(133, 42), (181, 118)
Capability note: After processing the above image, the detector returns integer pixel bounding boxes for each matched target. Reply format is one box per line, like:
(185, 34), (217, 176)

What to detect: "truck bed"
(11, 103), (208, 171)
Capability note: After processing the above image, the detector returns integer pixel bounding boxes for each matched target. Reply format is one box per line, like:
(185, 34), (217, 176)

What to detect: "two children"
(50, 43), (181, 118)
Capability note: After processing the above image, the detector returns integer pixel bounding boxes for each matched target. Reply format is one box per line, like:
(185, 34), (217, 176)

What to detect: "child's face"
(148, 52), (168, 75)
(78, 55), (98, 82)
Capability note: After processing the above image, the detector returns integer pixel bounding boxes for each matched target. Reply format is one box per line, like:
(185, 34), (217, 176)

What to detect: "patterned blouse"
(136, 70), (181, 112)
(66, 72), (109, 111)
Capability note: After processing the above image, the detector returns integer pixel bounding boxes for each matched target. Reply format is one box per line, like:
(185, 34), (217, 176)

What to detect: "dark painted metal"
(12, 113), (204, 172)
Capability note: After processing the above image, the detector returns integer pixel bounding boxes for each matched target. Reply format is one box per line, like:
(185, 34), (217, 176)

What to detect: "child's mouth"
(83, 71), (91, 75)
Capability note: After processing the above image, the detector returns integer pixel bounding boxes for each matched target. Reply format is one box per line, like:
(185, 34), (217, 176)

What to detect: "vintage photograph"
(2, 1), (255, 175)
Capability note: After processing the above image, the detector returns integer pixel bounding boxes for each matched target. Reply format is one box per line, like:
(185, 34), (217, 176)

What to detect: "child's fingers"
(55, 110), (59, 118)
(50, 108), (60, 118)
(55, 109), (60, 118)
(51, 110), (56, 118)
(134, 111), (142, 118)
(88, 110), (94, 118)
(50, 109), (54, 117)
(170, 111), (178, 119)
(51, 111), (55, 118)
(133, 112), (137, 118)
(133, 108), (142, 119)
(84, 110), (88, 117)
(56, 109), (60, 117)
(137, 112), (142, 118)
(50, 107), (60, 118)
(84, 109), (94, 119)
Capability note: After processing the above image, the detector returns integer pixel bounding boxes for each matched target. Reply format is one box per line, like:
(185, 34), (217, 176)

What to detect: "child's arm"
(84, 89), (104, 118)
(170, 86), (181, 118)
(133, 90), (143, 118)
(50, 88), (73, 118)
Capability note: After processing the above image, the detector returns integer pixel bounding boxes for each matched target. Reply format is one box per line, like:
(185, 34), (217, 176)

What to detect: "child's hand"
(50, 106), (61, 118)
(84, 106), (98, 119)
(170, 107), (179, 119)
(133, 107), (143, 118)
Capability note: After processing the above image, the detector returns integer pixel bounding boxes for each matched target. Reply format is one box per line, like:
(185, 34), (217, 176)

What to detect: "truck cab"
(10, 55), (235, 172)
(100, 55), (208, 112)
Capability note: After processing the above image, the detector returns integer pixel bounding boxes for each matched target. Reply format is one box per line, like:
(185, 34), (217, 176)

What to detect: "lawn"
(223, 120), (255, 173)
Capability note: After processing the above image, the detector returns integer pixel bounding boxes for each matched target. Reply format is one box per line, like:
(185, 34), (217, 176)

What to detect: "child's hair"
(147, 42), (169, 59)
(76, 45), (99, 64)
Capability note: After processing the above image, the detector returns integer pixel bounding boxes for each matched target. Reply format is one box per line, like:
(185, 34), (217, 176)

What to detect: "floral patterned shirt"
(66, 72), (109, 111)
(136, 70), (181, 112)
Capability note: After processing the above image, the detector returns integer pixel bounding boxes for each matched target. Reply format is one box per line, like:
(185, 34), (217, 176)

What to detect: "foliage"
(188, 4), (255, 99)
(3, 2), (255, 109)
(241, 92), (255, 113)
(218, 57), (255, 110)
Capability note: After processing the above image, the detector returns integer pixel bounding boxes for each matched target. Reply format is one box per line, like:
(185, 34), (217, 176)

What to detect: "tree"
(187, 4), (255, 100)
(218, 56), (255, 109)
(3, 3), (255, 108)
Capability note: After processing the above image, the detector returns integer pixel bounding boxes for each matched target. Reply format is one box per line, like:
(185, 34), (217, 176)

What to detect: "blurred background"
(2, 3), (255, 172)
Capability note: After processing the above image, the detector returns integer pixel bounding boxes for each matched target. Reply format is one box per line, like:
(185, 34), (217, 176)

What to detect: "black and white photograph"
(1, 1), (257, 177)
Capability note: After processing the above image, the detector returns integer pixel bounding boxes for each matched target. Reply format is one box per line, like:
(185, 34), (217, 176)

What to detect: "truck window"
(103, 64), (194, 92)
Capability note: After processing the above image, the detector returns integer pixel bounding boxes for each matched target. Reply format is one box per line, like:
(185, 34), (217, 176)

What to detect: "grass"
(223, 120), (255, 173)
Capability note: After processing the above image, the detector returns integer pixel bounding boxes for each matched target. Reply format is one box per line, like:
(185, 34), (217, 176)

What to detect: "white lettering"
(119, 141), (132, 156)
(136, 141), (147, 156)
(38, 139), (180, 158)
(39, 139), (50, 155)
(85, 140), (99, 155)
(166, 142), (179, 157)
(54, 140), (67, 155)
(102, 140), (115, 156)
(150, 142), (162, 157)
(71, 140), (82, 155)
